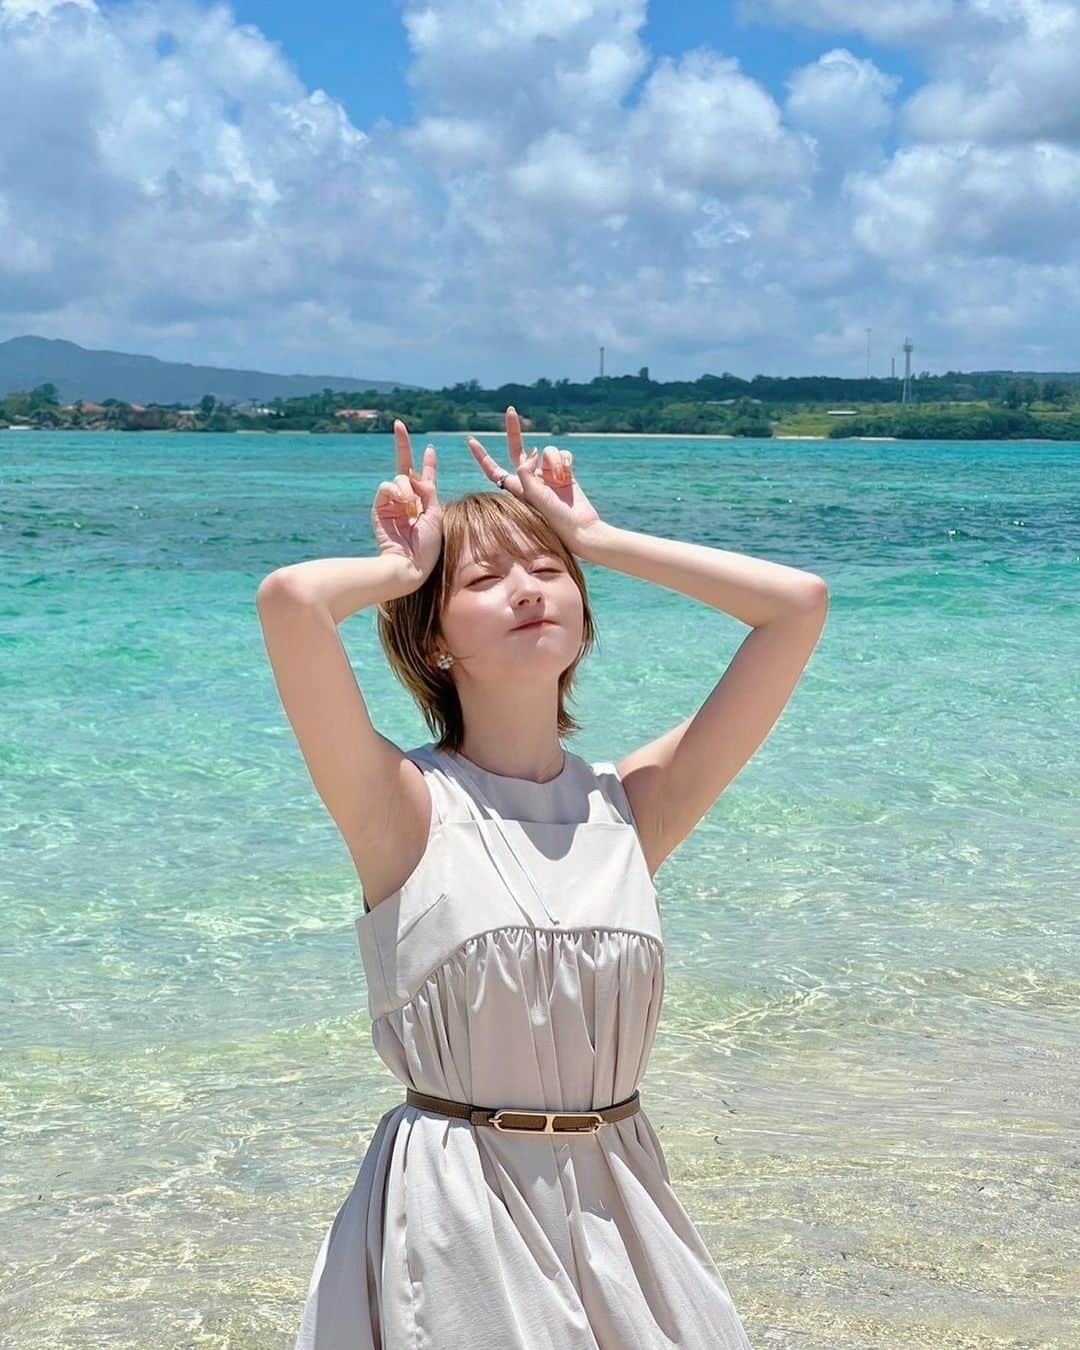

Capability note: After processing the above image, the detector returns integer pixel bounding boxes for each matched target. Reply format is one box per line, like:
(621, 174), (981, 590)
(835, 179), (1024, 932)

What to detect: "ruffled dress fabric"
(294, 743), (752, 1349)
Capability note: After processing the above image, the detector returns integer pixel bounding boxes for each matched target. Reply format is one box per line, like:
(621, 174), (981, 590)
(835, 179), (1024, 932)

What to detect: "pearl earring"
(435, 651), (454, 670)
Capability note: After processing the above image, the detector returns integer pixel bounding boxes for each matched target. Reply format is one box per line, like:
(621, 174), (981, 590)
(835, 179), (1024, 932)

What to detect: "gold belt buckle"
(490, 1108), (605, 1135)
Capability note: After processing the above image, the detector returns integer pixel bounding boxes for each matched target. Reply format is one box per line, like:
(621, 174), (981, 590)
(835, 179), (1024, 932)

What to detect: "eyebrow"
(461, 549), (556, 574)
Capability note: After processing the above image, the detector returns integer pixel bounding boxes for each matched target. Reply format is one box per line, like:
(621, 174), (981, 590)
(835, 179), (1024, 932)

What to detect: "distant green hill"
(4, 336), (1080, 438)
(0, 335), (425, 405)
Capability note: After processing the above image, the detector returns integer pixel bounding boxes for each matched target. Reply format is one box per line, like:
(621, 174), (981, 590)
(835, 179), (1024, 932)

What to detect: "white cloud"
(752, 0), (1080, 145)
(785, 48), (900, 177)
(0, 0), (1078, 382)
(627, 49), (813, 193)
(403, 116), (498, 172)
(738, 0), (963, 45)
(902, 2), (1080, 143)
(0, 0), (95, 16)
(848, 140), (1080, 262)
(509, 132), (633, 212)
(402, 0), (651, 140)
(0, 0), (426, 348)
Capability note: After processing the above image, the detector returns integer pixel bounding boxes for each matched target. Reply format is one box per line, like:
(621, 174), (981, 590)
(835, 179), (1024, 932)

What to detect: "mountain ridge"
(0, 335), (425, 405)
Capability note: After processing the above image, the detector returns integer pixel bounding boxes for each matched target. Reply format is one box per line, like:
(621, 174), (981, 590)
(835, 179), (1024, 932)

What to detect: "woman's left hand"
(466, 407), (602, 553)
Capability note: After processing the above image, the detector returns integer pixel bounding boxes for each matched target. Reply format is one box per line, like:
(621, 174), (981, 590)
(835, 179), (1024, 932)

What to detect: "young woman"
(256, 407), (828, 1349)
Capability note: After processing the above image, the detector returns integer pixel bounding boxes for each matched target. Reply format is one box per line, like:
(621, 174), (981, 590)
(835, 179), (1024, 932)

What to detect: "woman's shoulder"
(584, 755), (637, 827)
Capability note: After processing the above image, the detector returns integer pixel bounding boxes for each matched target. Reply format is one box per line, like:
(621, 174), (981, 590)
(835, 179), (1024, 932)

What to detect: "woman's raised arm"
(575, 521), (828, 878)
(254, 421), (445, 910)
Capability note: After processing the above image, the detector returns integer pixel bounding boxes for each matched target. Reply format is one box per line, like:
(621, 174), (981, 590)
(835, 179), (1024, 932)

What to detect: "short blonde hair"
(376, 491), (597, 751)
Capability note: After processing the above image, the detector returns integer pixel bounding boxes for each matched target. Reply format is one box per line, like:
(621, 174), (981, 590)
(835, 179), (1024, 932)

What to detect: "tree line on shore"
(3, 370), (1079, 439)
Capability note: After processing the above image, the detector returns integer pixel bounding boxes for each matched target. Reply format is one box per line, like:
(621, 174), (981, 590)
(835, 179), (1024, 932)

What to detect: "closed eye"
(468, 566), (562, 586)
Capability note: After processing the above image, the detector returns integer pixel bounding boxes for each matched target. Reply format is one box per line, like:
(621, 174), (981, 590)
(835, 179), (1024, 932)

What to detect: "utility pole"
(599, 346), (605, 378)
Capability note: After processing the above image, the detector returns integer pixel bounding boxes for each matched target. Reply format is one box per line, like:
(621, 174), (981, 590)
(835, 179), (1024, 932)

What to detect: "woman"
(256, 407), (828, 1348)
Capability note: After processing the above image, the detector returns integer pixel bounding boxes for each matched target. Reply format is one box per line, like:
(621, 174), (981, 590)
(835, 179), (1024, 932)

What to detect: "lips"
(513, 619), (551, 630)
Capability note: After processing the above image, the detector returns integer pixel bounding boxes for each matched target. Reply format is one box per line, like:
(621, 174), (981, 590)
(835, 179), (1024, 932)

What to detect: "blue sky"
(3, 0), (1078, 386)
(224, 1), (923, 143)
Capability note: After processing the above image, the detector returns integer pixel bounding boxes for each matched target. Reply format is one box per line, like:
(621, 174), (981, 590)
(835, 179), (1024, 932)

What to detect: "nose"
(510, 562), (544, 605)
(510, 560), (540, 586)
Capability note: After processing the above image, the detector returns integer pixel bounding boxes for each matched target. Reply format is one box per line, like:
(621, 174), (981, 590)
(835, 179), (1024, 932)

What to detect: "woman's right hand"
(371, 420), (443, 582)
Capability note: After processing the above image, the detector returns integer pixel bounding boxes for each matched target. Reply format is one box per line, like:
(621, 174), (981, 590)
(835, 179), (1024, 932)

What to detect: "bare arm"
(255, 421), (448, 912)
(255, 557), (435, 909)
(262, 552), (422, 624)
(574, 521), (828, 877)
(575, 521), (824, 627)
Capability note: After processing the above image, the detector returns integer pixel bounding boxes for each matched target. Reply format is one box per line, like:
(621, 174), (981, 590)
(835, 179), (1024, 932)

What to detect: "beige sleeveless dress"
(294, 742), (752, 1349)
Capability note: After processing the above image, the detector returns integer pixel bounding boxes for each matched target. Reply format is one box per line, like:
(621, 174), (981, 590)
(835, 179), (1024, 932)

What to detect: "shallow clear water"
(2, 430), (1077, 1348)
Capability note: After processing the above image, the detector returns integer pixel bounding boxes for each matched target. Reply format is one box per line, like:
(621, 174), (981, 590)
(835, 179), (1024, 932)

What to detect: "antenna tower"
(902, 337), (914, 406)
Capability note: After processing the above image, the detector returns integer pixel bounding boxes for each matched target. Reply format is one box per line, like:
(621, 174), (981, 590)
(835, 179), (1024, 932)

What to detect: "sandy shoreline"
(556, 432), (901, 442)
(1, 426), (903, 441)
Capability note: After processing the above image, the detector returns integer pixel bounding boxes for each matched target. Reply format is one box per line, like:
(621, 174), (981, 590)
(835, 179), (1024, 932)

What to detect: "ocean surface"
(2, 430), (1077, 1349)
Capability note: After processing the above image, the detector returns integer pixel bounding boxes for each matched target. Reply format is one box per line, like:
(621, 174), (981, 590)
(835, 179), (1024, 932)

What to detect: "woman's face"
(438, 531), (584, 682)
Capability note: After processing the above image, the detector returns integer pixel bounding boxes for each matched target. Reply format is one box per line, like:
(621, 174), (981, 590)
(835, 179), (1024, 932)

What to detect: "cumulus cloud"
(902, 2), (1080, 144)
(627, 49), (812, 193)
(740, 0), (970, 47)
(0, 0), (1078, 380)
(0, 0), (427, 358)
(752, 0), (1080, 145)
(848, 141), (1080, 262)
(402, 0), (651, 136)
(2, 0), (95, 15)
(785, 48), (900, 177)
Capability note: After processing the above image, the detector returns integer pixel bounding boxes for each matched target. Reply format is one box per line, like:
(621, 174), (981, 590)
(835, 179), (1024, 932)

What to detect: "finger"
(418, 443), (437, 484)
(541, 445), (571, 483)
(466, 435), (511, 487)
(518, 447), (540, 482)
(377, 477), (411, 503)
(393, 471), (423, 518)
(393, 418), (413, 475)
(505, 405), (524, 468)
(408, 447), (438, 504)
(375, 481), (408, 509)
(389, 495), (420, 521)
(377, 481), (420, 522)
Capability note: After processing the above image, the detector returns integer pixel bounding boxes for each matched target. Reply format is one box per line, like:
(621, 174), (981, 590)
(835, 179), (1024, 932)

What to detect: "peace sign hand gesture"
(466, 407), (601, 553)
(370, 420), (443, 581)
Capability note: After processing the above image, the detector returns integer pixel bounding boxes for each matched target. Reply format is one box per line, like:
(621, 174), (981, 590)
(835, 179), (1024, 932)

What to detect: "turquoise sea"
(2, 430), (1077, 1349)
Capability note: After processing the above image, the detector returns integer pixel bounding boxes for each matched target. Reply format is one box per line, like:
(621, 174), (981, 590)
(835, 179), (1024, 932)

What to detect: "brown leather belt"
(405, 1087), (641, 1135)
